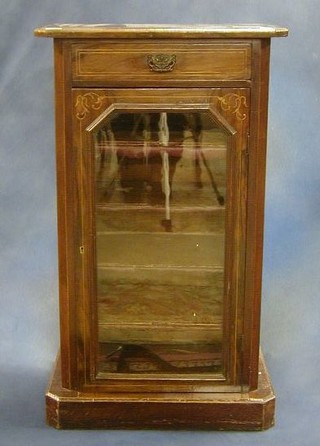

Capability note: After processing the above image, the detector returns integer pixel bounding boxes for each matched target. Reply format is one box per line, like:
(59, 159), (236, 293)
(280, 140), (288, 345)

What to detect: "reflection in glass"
(93, 111), (227, 375)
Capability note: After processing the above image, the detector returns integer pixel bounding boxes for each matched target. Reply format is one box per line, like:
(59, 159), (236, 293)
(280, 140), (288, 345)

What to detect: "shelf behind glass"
(93, 111), (227, 376)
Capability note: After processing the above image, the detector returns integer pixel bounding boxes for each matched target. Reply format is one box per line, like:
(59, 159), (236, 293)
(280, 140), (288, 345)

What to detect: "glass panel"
(93, 111), (227, 375)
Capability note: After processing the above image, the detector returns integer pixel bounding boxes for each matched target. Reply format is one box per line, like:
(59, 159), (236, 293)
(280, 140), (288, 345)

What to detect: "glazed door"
(73, 88), (249, 392)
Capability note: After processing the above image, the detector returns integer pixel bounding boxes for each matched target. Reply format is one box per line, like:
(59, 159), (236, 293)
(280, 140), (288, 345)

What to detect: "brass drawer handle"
(147, 54), (176, 72)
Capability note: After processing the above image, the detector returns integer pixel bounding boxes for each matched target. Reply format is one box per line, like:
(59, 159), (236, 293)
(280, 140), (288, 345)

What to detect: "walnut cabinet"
(34, 24), (288, 430)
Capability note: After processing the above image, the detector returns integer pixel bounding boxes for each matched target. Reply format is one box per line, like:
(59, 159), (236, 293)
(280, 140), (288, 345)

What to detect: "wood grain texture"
(34, 23), (288, 39)
(242, 39), (271, 389)
(53, 40), (80, 389)
(71, 41), (252, 86)
(36, 25), (287, 429)
(46, 351), (275, 430)
(71, 87), (249, 391)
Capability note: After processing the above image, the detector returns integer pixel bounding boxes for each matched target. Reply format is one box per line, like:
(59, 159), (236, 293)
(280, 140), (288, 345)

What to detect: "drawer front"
(71, 41), (252, 85)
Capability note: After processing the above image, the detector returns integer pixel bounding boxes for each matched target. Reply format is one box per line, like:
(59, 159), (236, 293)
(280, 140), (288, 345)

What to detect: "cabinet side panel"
(54, 40), (79, 389)
(243, 39), (270, 389)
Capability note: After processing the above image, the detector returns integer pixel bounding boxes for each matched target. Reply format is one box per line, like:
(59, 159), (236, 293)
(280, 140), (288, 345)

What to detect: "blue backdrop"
(0, 1), (319, 445)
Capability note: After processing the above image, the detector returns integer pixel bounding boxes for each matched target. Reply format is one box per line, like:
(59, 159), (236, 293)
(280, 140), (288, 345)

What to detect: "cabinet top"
(34, 23), (288, 39)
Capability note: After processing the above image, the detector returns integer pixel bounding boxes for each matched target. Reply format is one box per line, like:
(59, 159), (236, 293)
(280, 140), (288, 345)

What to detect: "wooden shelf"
(96, 205), (225, 233)
(98, 277), (223, 344)
(96, 232), (224, 268)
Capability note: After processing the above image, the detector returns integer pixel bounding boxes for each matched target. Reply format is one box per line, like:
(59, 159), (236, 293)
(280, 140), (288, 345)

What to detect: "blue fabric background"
(0, 1), (319, 445)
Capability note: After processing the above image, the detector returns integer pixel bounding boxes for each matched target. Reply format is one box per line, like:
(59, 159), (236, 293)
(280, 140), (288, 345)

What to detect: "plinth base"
(46, 352), (275, 430)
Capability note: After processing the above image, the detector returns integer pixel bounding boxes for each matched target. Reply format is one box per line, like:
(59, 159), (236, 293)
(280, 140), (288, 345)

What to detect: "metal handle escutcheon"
(147, 54), (176, 72)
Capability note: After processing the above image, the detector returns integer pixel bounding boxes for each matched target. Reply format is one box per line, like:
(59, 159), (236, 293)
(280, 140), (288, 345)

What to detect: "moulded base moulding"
(46, 351), (275, 430)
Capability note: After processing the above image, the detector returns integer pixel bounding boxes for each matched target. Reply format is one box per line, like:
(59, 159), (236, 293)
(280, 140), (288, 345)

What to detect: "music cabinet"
(34, 24), (288, 430)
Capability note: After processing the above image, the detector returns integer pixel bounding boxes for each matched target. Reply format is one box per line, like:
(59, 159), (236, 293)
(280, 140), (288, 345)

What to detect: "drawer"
(71, 41), (252, 86)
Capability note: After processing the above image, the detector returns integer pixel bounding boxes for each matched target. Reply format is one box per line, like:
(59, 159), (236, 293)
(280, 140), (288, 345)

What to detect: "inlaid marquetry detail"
(212, 93), (248, 121)
(75, 92), (248, 121)
(75, 92), (105, 120)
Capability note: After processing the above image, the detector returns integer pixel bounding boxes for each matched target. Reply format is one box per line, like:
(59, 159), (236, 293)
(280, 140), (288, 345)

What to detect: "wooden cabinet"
(34, 24), (288, 430)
